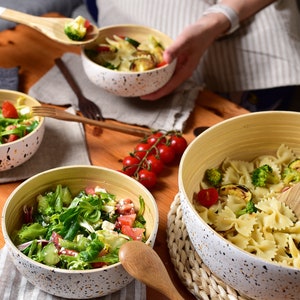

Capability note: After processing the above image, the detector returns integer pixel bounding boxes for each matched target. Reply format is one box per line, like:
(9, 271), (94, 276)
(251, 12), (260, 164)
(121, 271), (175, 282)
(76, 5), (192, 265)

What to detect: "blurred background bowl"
(81, 24), (176, 97)
(2, 165), (159, 299)
(179, 111), (300, 300)
(0, 90), (45, 171)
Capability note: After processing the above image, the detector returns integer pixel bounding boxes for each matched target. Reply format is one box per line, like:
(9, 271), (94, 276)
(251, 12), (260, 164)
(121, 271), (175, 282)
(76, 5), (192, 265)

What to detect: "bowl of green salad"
(0, 89), (45, 171)
(81, 24), (176, 97)
(2, 165), (159, 298)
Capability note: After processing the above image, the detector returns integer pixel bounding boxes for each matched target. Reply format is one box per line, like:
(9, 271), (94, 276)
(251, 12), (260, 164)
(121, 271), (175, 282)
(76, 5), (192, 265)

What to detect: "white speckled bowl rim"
(167, 194), (251, 300)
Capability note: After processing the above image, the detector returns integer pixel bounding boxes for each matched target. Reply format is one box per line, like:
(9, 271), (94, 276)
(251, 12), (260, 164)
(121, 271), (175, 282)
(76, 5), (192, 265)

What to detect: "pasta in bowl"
(179, 111), (300, 300)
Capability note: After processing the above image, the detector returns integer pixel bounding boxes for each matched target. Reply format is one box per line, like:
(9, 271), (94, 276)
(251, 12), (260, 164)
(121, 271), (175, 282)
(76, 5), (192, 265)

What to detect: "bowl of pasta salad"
(81, 24), (176, 97)
(179, 111), (300, 300)
(0, 89), (45, 171)
(2, 165), (159, 298)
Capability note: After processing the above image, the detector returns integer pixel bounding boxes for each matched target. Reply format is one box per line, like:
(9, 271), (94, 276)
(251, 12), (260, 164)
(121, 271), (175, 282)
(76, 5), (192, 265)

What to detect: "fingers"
(141, 59), (192, 101)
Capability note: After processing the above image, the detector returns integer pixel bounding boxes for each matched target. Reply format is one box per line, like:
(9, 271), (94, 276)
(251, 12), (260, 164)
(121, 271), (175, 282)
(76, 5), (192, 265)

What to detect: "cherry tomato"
(147, 132), (167, 146)
(134, 143), (154, 159)
(84, 19), (92, 30)
(122, 155), (140, 176)
(170, 135), (188, 156)
(138, 169), (157, 189)
(2, 101), (18, 118)
(197, 188), (219, 208)
(146, 154), (164, 174)
(156, 60), (167, 68)
(157, 144), (175, 164)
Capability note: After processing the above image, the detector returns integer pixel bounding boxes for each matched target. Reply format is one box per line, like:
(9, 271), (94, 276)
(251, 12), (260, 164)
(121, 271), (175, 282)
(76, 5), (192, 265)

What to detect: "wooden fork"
(31, 106), (152, 137)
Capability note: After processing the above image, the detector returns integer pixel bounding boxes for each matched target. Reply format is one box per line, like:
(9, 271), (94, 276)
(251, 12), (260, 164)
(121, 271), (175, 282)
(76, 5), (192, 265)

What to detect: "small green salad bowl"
(2, 165), (159, 298)
(0, 89), (45, 171)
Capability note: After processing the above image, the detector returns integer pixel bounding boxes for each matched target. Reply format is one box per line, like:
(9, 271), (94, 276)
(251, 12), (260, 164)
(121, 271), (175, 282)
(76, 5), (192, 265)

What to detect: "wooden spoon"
(119, 241), (184, 300)
(0, 7), (98, 45)
(278, 183), (300, 219)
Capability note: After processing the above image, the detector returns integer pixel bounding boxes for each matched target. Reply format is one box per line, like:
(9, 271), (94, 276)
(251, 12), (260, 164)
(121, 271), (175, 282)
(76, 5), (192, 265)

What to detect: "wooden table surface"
(0, 14), (249, 299)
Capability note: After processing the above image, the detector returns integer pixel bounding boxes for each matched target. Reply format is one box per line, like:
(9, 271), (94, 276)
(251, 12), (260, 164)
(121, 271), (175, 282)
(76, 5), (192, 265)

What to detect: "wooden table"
(0, 14), (249, 300)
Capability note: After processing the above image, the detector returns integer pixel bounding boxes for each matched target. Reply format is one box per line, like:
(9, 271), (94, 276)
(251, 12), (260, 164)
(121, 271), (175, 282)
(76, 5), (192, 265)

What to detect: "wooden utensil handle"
(0, 7), (40, 26)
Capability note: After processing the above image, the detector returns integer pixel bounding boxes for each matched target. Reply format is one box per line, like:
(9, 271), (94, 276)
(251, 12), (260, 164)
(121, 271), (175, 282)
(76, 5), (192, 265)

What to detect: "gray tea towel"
(0, 246), (146, 300)
(0, 108), (91, 183)
(29, 52), (200, 131)
(0, 67), (19, 90)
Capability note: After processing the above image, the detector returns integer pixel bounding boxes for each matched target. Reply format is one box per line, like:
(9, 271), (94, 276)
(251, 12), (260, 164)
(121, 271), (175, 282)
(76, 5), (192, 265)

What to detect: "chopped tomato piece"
(2, 101), (18, 118)
(117, 214), (136, 227)
(116, 198), (135, 215)
(91, 262), (107, 268)
(121, 225), (145, 241)
(7, 134), (19, 142)
(156, 60), (167, 68)
(85, 186), (95, 195)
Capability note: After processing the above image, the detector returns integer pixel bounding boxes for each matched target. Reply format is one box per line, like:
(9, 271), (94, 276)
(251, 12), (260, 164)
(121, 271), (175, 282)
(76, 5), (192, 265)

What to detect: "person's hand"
(141, 14), (230, 101)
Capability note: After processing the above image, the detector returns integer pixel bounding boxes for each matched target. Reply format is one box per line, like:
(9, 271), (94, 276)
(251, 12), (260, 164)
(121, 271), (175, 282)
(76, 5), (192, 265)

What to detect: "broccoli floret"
(64, 16), (87, 41)
(205, 168), (223, 187)
(282, 159), (300, 184)
(251, 164), (279, 187)
(236, 199), (257, 217)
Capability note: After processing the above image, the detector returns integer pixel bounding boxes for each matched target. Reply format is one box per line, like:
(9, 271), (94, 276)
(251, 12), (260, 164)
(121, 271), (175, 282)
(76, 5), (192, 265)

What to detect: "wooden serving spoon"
(119, 241), (184, 300)
(0, 7), (99, 45)
(278, 182), (300, 219)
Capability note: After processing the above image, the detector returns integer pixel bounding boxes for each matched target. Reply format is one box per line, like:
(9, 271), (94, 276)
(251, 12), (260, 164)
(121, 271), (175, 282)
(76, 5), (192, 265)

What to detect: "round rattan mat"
(167, 194), (250, 300)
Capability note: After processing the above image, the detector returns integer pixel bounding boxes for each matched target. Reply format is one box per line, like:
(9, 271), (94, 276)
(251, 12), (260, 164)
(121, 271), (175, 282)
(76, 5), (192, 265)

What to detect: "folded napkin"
(0, 246), (146, 300)
(29, 53), (200, 131)
(0, 67), (19, 90)
(0, 108), (91, 183)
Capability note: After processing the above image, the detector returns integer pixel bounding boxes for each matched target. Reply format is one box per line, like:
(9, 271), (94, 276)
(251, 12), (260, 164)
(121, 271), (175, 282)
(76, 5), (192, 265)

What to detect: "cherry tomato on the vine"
(134, 143), (155, 159)
(122, 155), (140, 176)
(157, 144), (175, 164)
(147, 132), (167, 146)
(138, 169), (157, 189)
(146, 154), (164, 174)
(197, 188), (219, 208)
(170, 135), (188, 156)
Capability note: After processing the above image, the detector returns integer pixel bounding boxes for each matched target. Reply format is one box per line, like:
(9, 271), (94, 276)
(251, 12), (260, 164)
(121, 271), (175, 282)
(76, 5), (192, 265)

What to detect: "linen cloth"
(28, 53), (199, 132)
(0, 246), (146, 300)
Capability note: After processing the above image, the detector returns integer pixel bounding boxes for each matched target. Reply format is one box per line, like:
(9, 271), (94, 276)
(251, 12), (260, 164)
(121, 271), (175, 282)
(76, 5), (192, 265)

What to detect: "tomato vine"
(119, 130), (188, 189)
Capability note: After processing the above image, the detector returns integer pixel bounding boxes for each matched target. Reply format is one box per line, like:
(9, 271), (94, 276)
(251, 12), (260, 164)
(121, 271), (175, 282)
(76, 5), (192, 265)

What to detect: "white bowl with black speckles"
(81, 24), (176, 97)
(179, 111), (300, 300)
(0, 90), (45, 171)
(2, 165), (159, 299)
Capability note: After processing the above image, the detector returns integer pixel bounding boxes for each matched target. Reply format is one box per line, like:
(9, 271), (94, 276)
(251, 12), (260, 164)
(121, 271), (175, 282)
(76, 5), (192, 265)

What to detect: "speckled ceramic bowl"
(179, 111), (300, 300)
(81, 24), (176, 97)
(2, 166), (159, 299)
(0, 90), (45, 171)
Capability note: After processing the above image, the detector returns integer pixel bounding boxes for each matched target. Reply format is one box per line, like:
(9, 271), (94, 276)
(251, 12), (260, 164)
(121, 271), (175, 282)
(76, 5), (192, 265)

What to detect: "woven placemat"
(167, 193), (250, 300)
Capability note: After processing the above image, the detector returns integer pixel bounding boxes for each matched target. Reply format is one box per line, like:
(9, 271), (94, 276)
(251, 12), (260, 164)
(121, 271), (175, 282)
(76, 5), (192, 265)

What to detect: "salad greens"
(0, 97), (40, 144)
(13, 185), (146, 270)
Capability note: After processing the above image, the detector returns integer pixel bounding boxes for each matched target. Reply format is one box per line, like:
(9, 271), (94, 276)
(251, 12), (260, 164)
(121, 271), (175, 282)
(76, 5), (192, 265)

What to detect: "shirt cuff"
(203, 4), (240, 35)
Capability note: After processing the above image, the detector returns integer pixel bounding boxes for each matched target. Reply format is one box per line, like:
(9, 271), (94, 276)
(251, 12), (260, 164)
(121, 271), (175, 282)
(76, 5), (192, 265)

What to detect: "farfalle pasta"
(194, 144), (300, 268)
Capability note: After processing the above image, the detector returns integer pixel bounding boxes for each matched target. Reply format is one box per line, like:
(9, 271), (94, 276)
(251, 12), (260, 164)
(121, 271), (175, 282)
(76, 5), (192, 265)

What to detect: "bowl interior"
(0, 89), (44, 146)
(83, 24), (174, 73)
(180, 111), (300, 206)
(3, 166), (158, 255)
